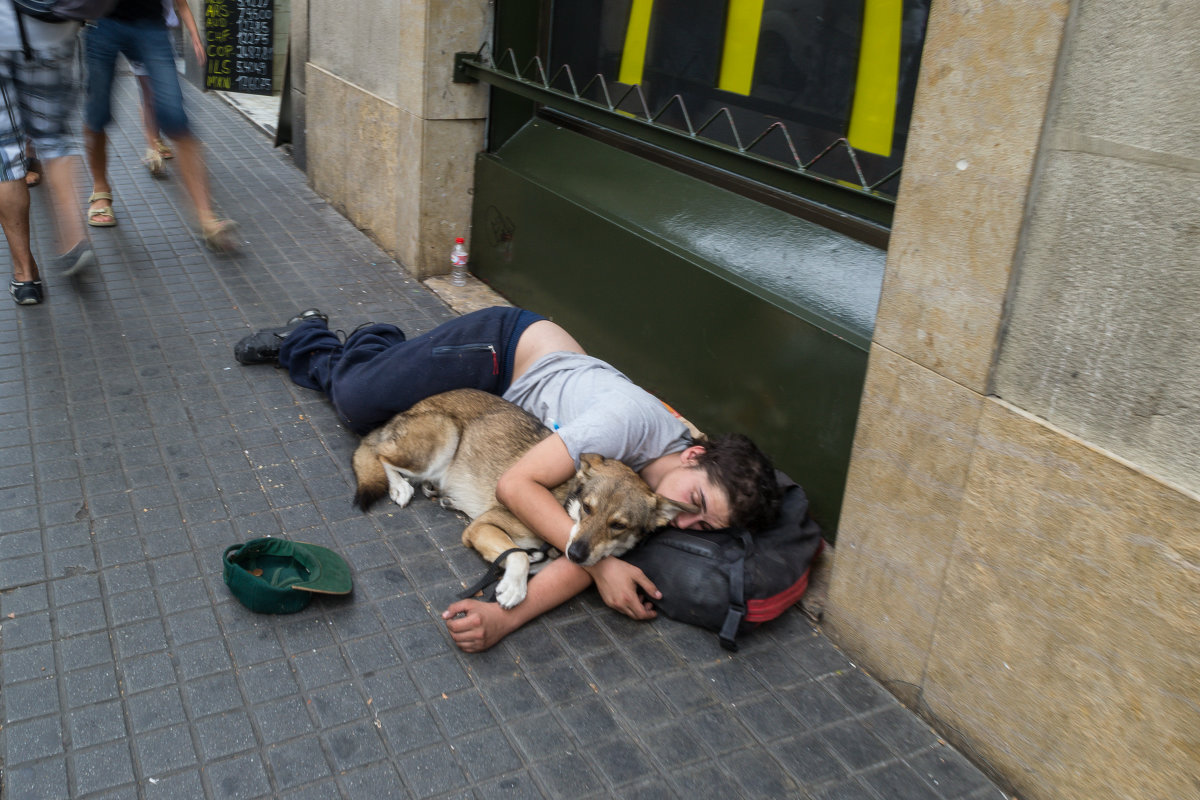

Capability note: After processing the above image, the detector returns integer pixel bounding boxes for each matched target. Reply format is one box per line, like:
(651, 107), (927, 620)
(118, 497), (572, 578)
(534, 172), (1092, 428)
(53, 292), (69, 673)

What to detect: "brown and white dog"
(351, 388), (693, 608)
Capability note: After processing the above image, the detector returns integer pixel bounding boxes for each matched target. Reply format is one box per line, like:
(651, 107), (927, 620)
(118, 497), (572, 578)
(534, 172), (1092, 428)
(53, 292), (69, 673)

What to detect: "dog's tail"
(352, 436), (389, 511)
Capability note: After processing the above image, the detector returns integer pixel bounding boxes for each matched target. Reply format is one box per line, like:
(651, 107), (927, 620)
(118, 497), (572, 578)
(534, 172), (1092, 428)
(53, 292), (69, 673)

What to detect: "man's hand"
(443, 599), (511, 653)
(442, 559), (594, 652)
(585, 557), (660, 620)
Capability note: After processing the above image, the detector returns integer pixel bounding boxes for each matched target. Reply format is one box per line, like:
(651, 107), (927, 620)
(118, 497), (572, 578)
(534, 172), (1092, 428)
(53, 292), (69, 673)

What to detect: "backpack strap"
(10, 0), (34, 61)
(717, 531), (753, 652)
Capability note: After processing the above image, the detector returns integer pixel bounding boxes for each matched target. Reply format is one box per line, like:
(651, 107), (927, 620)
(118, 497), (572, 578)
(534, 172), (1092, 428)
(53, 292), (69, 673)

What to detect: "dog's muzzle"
(566, 540), (591, 564)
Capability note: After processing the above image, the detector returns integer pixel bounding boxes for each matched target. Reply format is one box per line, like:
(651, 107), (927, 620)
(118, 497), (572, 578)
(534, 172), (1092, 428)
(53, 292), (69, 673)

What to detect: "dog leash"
(459, 543), (554, 601)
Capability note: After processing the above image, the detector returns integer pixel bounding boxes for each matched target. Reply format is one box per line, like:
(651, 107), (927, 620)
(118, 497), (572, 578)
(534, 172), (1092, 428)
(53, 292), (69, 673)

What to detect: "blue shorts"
(84, 18), (189, 136)
(279, 307), (546, 434)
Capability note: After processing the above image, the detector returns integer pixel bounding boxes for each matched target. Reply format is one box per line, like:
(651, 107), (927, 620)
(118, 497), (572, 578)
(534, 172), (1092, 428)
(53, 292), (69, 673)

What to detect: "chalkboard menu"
(205, 0), (274, 95)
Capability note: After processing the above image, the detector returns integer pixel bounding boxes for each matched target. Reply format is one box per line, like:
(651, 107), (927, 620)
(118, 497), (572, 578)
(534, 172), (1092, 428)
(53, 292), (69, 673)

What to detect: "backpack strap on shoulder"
(10, 0), (34, 61)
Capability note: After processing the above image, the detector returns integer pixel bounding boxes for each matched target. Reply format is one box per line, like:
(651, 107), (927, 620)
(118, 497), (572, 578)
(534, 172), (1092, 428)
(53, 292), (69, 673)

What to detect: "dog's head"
(561, 453), (697, 566)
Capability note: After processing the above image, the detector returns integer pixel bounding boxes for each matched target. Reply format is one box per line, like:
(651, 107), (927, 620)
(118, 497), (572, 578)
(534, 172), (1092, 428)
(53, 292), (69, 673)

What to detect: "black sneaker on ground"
(10, 279), (44, 306)
(234, 308), (328, 365)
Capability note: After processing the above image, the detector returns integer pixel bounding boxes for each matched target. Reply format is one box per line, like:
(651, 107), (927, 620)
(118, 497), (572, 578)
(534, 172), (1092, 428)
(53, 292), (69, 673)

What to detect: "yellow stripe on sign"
(718, 0), (765, 95)
(848, 0), (903, 157)
(618, 0), (655, 85)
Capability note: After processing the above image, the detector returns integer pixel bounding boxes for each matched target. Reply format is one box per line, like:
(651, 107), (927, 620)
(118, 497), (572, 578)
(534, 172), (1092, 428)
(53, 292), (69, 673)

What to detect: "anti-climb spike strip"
(802, 137), (840, 171)
(476, 48), (897, 195)
(630, 84), (654, 121)
(804, 137), (869, 187)
(578, 72), (616, 109)
(845, 142), (869, 188)
(498, 48), (520, 76)
(650, 94), (695, 137)
(743, 122), (803, 170)
(611, 82), (653, 121)
(868, 166), (902, 192)
(531, 56), (549, 87)
(548, 63), (579, 97)
(694, 107), (745, 152)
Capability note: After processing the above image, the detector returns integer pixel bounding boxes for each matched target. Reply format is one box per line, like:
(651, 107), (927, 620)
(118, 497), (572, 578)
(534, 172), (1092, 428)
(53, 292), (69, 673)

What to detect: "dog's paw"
(382, 464), (415, 507)
(388, 479), (415, 507)
(421, 481), (440, 500)
(495, 573), (528, 609)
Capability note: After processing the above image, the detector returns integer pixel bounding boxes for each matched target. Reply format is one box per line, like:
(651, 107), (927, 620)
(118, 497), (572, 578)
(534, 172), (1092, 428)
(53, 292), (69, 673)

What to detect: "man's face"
(654, 465), (731, 531)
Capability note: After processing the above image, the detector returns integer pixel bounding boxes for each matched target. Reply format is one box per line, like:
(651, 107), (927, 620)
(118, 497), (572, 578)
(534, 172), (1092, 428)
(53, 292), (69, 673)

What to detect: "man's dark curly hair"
(691, 433), (782, 532)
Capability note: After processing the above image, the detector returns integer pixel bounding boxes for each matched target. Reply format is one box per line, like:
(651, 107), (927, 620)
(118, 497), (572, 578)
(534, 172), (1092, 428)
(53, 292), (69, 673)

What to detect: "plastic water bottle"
(450, 237), (469, 286)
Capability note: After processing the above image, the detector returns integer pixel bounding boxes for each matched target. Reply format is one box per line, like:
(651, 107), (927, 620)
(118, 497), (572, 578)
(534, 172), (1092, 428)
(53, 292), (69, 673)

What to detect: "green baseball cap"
(223, 537), (353, 614)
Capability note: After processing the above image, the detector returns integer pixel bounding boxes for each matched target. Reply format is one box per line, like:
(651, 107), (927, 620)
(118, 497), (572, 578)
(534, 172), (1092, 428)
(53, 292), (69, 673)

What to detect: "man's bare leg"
(83, 127), (115, 225)
(0, 178), (39, 283)
(42, 156), (88, 254)
(137, 75), (159, 150)
(443, 557), (594, 652)
(170, 134), (215, 225)
(170, 133), (236, 250)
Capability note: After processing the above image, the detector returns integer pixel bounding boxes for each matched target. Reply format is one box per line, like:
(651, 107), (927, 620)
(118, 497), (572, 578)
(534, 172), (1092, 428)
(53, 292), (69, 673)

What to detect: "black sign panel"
(205, 0), (273, 95)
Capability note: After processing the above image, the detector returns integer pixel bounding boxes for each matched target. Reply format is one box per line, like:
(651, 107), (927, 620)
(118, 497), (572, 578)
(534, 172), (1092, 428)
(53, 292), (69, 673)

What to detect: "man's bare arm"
(494, 434), (577, 551)
(494, 435), (660, 620)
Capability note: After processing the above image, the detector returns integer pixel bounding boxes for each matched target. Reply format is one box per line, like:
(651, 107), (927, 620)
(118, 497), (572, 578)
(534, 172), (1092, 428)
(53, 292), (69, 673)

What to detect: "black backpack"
(623, 474), (823, 651)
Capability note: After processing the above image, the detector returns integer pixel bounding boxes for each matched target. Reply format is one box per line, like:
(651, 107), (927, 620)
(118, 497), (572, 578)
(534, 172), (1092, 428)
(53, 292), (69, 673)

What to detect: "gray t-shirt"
(502, 352), (691, 471)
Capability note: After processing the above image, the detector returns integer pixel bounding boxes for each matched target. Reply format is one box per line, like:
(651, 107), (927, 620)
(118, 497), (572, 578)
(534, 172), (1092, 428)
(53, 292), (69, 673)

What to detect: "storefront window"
(548, 0), (929, 199)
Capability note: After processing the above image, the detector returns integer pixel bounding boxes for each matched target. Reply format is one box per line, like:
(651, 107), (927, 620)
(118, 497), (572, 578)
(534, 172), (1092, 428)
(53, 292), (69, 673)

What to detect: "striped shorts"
(0, 40), (81, 182)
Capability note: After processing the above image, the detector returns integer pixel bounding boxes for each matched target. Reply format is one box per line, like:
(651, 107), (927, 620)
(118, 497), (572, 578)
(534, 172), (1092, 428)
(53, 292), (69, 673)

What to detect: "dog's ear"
(578, 453), (604, 477)
(651, 495), (699, 530)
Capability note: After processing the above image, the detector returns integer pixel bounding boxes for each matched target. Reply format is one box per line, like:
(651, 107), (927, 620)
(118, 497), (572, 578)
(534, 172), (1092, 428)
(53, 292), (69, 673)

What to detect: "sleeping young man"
(235, 306), (781, 651)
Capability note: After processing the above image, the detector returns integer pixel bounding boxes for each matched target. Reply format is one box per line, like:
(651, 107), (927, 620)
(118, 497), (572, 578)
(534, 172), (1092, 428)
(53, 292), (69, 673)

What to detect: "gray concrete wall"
(993, 0), (1200, 496)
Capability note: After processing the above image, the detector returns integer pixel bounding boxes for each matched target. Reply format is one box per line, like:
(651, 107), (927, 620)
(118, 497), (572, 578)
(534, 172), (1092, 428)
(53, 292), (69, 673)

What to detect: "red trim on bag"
(745, 539), (825, 623)
(745, 567), (811, 623)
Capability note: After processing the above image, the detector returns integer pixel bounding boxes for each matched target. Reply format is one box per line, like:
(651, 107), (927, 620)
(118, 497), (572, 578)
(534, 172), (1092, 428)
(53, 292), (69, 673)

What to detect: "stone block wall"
(826, 2), (1200, 799)
(298, 0), (491, 277)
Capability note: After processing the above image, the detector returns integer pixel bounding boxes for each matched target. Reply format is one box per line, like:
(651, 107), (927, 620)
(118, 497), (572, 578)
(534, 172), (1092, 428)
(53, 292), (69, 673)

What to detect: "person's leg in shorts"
(83, 17), (123, 228)
(0, 50), (41, 303)
(128, 58), (165, 176)
(17, 38), (94, 275)
(126, 19), (236, 251)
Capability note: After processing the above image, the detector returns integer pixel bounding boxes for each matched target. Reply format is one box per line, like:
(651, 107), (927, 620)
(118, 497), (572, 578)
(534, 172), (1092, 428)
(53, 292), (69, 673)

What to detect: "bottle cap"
(455, 237), (465, 243)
